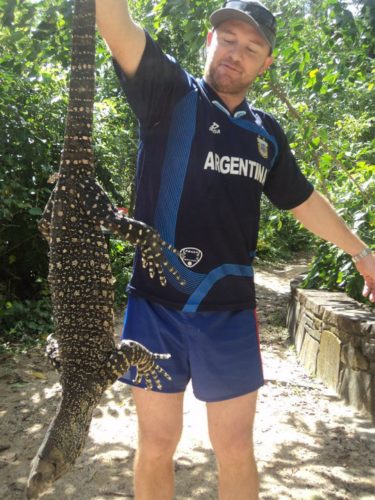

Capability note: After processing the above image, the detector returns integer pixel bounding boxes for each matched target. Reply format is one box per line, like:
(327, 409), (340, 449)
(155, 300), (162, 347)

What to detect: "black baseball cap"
(210, 1), (277, 50)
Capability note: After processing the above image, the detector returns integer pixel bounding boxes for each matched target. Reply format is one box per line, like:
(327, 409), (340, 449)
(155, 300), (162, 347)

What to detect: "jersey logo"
(209, 122), (221, 134)
(179, 247), (203, 268)
(257, 136), (269, 159)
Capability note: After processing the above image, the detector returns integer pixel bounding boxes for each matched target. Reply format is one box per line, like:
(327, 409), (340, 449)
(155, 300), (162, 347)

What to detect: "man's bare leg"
(132, 387), (184, 500)
(207, 391), (259, 500)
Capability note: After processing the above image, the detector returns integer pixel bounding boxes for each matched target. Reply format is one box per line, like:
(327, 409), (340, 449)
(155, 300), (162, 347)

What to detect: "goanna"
(26, 0), (184, 497)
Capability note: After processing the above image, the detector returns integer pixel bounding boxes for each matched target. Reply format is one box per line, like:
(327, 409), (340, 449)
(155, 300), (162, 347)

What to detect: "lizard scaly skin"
(26, 0), (184, 497)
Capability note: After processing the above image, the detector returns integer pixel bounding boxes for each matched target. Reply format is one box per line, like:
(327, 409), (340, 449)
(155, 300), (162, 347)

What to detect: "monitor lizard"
(26, 0), (184, 496)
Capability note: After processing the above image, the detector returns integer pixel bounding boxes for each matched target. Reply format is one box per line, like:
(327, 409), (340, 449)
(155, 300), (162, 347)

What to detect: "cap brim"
(210, 8), (274, 49)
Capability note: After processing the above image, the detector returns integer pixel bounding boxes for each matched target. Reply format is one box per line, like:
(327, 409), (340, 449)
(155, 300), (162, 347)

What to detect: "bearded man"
(96, 1), (375, 498)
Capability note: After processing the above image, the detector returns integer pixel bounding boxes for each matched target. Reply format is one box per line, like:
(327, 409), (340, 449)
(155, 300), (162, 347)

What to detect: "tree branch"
(268, 80), (369, 204)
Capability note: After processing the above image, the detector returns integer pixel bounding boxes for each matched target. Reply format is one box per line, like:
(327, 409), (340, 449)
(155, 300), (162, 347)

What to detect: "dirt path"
(1, 261), (374, 499)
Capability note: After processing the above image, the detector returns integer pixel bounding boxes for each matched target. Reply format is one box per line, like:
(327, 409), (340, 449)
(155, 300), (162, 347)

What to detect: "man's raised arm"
(96, 0), (146, 77)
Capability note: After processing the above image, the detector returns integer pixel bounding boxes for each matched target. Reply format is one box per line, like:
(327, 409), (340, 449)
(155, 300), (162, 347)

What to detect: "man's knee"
(138, 414), (182, 460)
(211, 427), (254, 463)
(138, 425), (182, 461)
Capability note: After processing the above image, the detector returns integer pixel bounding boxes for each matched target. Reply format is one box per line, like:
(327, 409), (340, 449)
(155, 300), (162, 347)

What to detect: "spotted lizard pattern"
(26, 0), (184, 497)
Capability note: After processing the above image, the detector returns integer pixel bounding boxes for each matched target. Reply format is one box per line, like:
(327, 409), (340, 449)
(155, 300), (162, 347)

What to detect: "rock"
(338, 367), (374, 415)
(341, 344), (369, 371)
(317, 330), (341, 391)
(361, 339), (375, 361)
(299, 333), (319, 376)
(289, 285), (375, 418)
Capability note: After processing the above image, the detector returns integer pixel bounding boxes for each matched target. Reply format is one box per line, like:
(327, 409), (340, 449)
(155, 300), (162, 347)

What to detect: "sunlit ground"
(0, 266), (374, 499)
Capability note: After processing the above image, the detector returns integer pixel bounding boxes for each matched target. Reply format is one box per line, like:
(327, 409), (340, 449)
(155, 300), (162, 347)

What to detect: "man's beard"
(205, 61), (253, 96)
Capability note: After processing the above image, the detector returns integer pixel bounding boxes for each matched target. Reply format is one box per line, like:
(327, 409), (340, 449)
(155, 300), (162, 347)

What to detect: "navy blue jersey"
(114, 32), (314, 312)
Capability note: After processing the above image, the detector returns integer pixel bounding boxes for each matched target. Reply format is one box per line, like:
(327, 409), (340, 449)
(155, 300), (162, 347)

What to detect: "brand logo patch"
(257, 136), (269, 159)
(209, 122), (221, 134)
(179, 247), (203, 268)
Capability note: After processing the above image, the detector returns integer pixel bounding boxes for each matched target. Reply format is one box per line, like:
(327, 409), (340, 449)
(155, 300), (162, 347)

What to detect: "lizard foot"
(45, 333), (61, 371)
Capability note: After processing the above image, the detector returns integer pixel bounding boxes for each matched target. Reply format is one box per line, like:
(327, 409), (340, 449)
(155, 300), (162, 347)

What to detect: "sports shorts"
(119, 295), (264, 402)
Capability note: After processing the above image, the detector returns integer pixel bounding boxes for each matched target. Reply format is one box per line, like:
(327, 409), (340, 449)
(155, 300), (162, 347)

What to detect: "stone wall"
(287, 279), (375, 420)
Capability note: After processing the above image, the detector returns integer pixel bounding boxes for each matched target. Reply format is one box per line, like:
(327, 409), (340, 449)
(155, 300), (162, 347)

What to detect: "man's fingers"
(363, 282), (375, 302)
(362, 279), (375, 300)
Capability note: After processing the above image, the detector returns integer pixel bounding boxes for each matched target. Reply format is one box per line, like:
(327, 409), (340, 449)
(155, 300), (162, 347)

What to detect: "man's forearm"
(96, 0), (132, 40)
(290, 190), (368, 257)
(96, 0), (146, 77)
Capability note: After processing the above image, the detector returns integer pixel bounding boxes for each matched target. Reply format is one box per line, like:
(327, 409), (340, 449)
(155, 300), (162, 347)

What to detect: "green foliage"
(1, 0), (71, 349)
(257, 198), (313, 261)
(300, 244), (366, 302)
(94, 37), (140, 210)
(0, 0), (137, 347)
(109, 238), (135, 308)
(0, 280), (53, 353)
(301, 203), (374, 303)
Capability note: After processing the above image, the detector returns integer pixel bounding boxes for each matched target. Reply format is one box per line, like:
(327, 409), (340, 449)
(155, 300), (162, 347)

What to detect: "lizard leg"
(103, 339), (171, 390)
(45, 333), (61, 371)
(77, 179), (186, 287)
(26, 338), (172, 499)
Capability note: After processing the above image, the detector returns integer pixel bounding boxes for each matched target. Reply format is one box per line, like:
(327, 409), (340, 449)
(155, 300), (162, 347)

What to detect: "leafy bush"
(0, 239), (134, 352)
(109, 238), (135, 309)
(0, 281), (53, 353)
(0, 0), (135, 348)
(301, 205), (374, 304)
(253, 0), (375, 301)
(257, 198), (313, 261)
(300, 244), (366, 302)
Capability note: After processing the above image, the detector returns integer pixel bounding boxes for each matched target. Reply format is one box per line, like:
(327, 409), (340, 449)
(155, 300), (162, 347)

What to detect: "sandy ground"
(1, 262), (375, 499)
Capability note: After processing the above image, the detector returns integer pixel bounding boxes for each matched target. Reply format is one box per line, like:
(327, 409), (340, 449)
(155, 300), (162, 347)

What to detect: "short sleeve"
(113, 31), (192, 129)
(263, 119), (314, 209)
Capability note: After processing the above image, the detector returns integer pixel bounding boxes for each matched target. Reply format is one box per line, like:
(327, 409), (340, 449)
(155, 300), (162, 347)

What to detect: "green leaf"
(8, 255), (17, 264)
(28, 207), (43, 216)
(312, 137), (321, 147)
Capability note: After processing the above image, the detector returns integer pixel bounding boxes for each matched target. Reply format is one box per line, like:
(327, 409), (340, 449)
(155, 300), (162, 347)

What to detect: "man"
(96, 1), (375, 498)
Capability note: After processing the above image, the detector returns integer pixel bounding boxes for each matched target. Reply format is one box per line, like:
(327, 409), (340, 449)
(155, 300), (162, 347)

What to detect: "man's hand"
(355, 253), (375, 303)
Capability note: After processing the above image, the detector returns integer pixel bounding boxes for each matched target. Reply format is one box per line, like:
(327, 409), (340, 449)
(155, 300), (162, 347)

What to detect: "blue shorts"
(119, 295), (264, 402)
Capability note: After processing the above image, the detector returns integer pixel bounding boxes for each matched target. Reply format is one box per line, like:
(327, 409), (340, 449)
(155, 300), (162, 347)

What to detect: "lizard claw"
(133, 224), (185, 287)
(121, 340), (172, 390)
(45, 334), (61, 371)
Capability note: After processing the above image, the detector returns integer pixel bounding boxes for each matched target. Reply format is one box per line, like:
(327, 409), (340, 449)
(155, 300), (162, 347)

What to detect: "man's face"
(204, 19), (273, 97)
